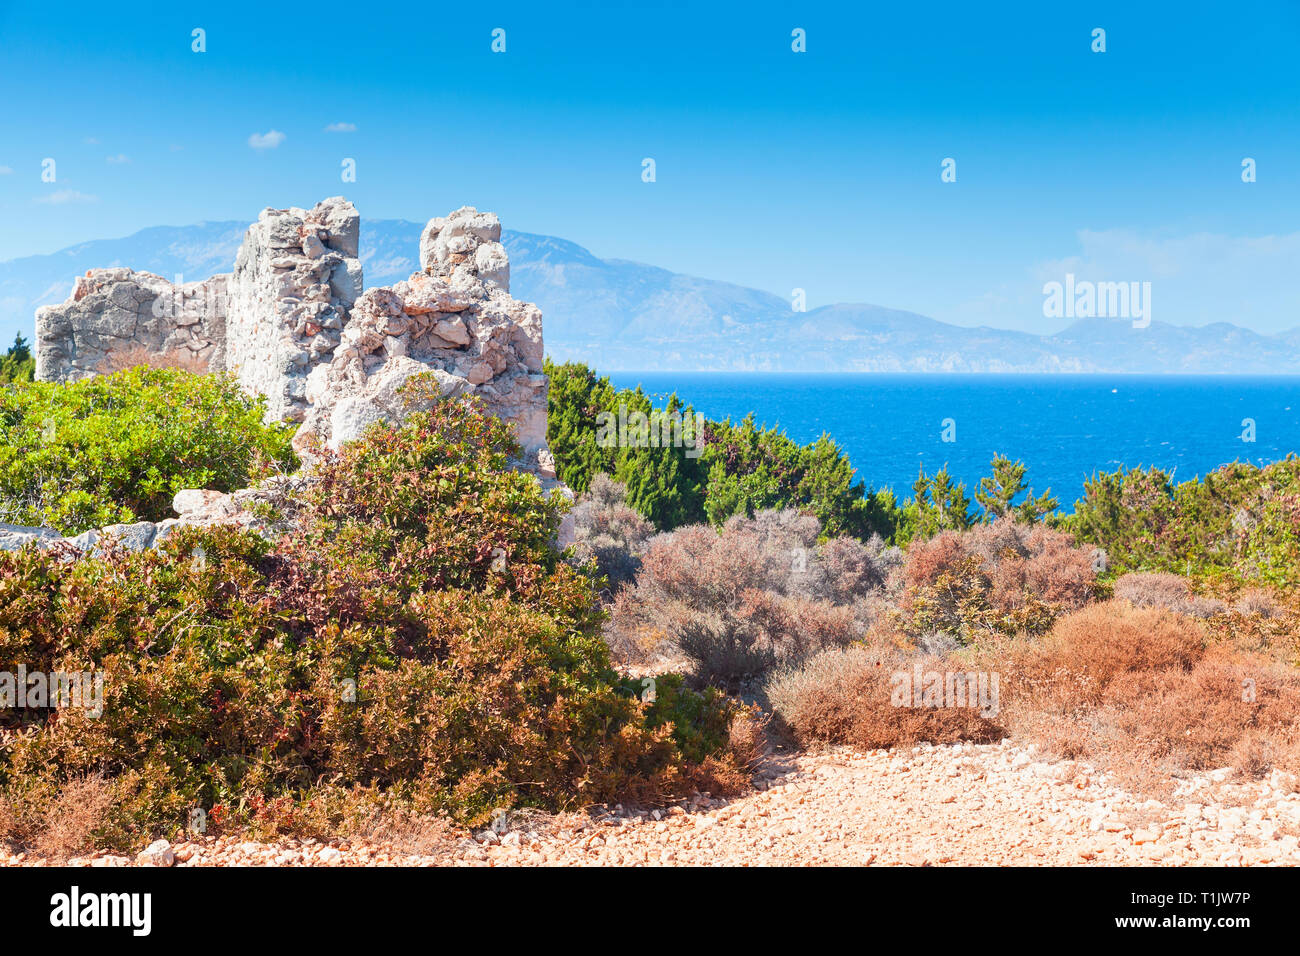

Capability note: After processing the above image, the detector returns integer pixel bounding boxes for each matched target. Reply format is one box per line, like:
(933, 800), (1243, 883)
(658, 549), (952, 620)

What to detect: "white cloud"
(106, 153), (130, 164)
(0, 166), (12, 176)
(248, 129), (286, 150)
(34, 189), (98, 205)
(323, 122), (356, 133)
(84, 136), (100, 145)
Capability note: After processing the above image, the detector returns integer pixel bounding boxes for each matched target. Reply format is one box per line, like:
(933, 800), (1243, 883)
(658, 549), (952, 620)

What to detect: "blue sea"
(605, 374), (1300, 511)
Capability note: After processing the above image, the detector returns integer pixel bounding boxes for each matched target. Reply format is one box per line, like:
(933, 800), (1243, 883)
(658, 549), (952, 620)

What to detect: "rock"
(151, 518), (181, 547)
(99, 521), (157, 552)
(173, 489), (228, 516)
(431, 316), (471, 345)
(329, 396), (387, 448)
(65, 529), (100, 552)
(137, 840), (175, 867)
(317, 846), (343, 864)
(475, 241), (510, 291)
(34, 196), (561, 502)
(464, 362), (493, 385)
(0, 523), (62, 552)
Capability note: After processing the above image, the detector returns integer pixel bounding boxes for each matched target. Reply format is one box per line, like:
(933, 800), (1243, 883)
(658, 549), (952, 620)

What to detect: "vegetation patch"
(0, 366), (297, 534)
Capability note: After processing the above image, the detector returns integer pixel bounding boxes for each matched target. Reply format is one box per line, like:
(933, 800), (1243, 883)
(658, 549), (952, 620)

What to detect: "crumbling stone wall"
(35, 269), (228, 379)
(298, 206), (549, 471)
(33, 197), (553, 477)
(224, 198), (361, 421)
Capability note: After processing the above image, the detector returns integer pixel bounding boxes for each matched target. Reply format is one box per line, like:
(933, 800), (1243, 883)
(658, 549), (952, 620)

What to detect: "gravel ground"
(8, 741), (1299, 867)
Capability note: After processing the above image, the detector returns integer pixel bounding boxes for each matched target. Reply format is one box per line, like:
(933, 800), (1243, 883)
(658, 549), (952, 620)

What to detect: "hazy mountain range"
(2, 219), (1297, 373)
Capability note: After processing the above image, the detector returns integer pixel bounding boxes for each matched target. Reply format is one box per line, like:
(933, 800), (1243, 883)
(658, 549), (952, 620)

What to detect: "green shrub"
(0, 366), (297, 534)
(700, 415), (893, 541)
(545, 359), (708, 529)
(546, 359), (896, 539)
(1067, 458), (1300, 587)
(0, 392), (748, 851)
(0, 335), (35, 384)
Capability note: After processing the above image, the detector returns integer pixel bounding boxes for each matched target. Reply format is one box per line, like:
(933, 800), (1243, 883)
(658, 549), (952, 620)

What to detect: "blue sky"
(2, 0), (1299, 333)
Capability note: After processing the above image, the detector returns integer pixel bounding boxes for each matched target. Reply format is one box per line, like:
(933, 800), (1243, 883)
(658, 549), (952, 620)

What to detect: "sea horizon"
(606, 371), (1300, 510)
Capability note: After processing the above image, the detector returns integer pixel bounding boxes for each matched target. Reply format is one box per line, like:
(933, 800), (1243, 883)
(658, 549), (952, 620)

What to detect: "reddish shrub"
(898, 518), (1096, 643)
(985, 601), (1300, 789)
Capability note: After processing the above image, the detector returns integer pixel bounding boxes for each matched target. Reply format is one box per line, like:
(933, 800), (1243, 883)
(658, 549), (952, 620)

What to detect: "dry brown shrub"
(1233, 588), (1282, 619)
(903, 531), (966, 590)
(1113, 571), (1228, 618)
(986, 601), (1300, 792)
(765, 645), (1004, 750)
(725, 704), (770, 771)
(998, 601), (1204, 707)
(897, 518), (1096, 643)
(1014, 525), (1096, 608)
(0, 774), (118, 861)
(1105, 646), (1300, 776)
(566, 475), (655, 594)
(334, 807), (458, 858)
(607, 512), (890, 680)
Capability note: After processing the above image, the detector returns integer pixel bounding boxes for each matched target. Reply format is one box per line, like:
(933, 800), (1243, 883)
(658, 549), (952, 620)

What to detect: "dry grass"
(0, 774), (118, 861)
(331, 808), (459, 858)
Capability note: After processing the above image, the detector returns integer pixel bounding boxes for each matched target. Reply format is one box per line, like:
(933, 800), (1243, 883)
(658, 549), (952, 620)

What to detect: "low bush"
(0, 366), (297, 534)
(989, 602), (1300, 788)
(1113, 571), (1228, 619)
(1068, 458), (1300, 587)
(896, 518), (1096, 644)
(0, 393), (751, 853)
(766, 599), (1300, 789)
(565, 474), (655, 594)
(607, 509), (895, 683)
(765, 645), (1004, 750)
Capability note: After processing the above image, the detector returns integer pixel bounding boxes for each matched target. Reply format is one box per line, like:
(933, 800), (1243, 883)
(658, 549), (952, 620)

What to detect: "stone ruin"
(34, 197), (552, 476)
(8, 197), (567, 554)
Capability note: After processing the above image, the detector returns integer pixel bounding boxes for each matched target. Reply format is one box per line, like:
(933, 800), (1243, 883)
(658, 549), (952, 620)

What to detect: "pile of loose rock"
(0, 479), (302, 555)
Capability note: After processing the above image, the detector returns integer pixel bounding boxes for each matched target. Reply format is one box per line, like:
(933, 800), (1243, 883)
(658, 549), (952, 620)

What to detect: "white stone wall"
(34, 197), (551, 476)
(35, 269), (227, 381)
(223, 197), (362, 422)
(297, 206), (549, 472)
